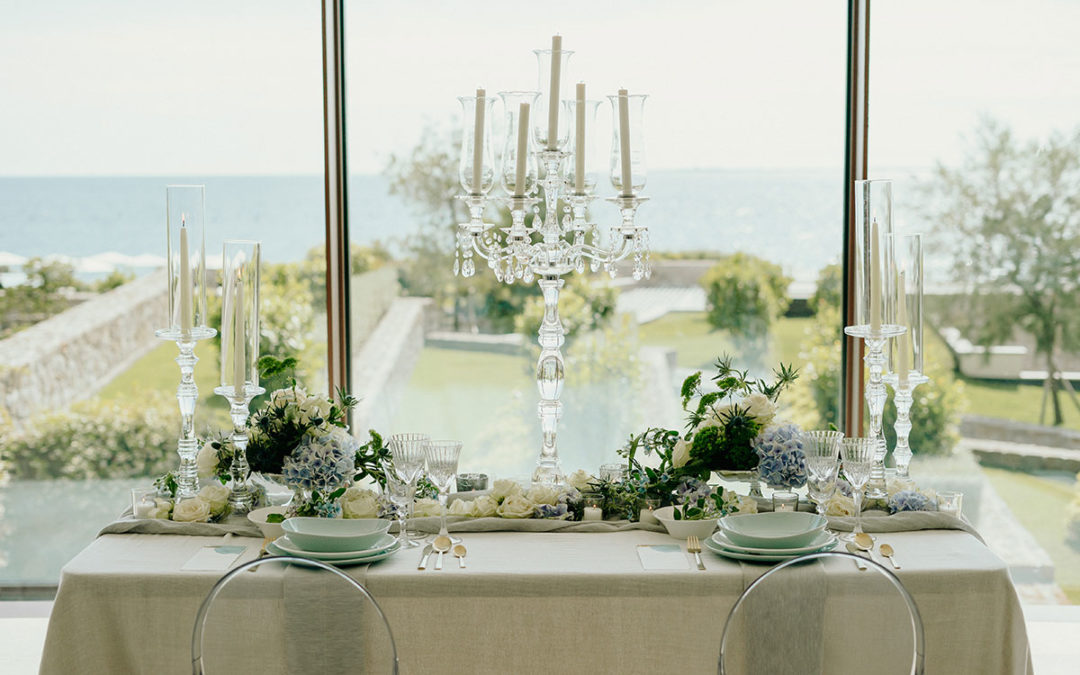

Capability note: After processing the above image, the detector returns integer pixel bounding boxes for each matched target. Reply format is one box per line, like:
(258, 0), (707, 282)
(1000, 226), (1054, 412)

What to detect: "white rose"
(567, 469), (595, 493)
(341, 487), (380, 519)
(490, 478), (523, 502)
(196, 443), (219, 479)
(496, 494), (535, 519)
(736, 496), (759, 514)
(271, 386), (306, 408)
(413, 498), (443, 517)
(300, 395), (333, 426)
(448, 499), (477, 517)
(172, 497), (211, 523)
(472, 495), (499, 517)
(886, 476), (916, 497)
(198, 483), (230, 517)
(672, 439), (690, 469)
(824, 494), (856, 517)
(526, 485), (560, 506)
(743, 392), (777, 426)
(148, 498), (173, 520)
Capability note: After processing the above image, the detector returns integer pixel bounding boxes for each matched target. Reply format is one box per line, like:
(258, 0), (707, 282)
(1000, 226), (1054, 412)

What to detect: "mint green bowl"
(281, 517), (391, 553)
(718, 512), (827, 549)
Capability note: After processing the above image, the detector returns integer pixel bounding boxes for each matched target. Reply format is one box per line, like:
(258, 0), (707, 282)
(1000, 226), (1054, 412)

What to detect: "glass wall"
(869, 0), (1080, 604)
(0, 0), (325, 592)
(344, 0), (846, 478)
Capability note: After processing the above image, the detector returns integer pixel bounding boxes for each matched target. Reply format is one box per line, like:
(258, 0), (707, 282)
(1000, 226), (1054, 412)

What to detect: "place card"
(181, 545), (247, 572)
(637, 544), (691, 571)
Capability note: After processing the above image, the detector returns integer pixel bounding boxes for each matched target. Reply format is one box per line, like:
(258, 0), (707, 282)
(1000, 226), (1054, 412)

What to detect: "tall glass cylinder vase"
(565, 95), (603, 197)
(845, 179), (904, 500)
(155, 185), (216, 502)
(498, 91), (541, 199)
(885, 233), (926, 476)
(608, 92), (648, 197)
(214, 240), (265, 515)
(532, 39), (574, 152)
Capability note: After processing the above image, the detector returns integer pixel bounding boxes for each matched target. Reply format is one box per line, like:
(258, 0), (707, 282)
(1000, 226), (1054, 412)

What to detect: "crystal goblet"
(839, 437), (876, 542)
(424, 440), (463, 539)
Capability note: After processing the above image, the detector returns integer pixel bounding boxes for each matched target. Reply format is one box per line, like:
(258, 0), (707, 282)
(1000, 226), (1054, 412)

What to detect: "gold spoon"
(845, 542), (868, 571)
(854, 532), (875, 550)
(433, 535), (452, 570)
(879, 543), (901, 570)
(453, 543), (468, 568)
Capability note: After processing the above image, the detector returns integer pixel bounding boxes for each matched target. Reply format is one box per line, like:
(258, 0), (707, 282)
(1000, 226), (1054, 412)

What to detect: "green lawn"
(97, 341), (232, 429)
(637, 312), (811, 370)
(982, 467), (1080, 603)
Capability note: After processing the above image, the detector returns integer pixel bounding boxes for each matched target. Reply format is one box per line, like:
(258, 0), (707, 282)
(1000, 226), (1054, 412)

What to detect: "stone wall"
(0, 270), (167, 425)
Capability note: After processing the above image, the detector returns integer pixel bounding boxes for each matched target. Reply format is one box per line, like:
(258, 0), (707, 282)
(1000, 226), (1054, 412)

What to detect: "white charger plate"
(267, 539), (401, 566)
(709, 530), (836, 556)
(271, 533), (397, 560)
(703, 535), (837, 562)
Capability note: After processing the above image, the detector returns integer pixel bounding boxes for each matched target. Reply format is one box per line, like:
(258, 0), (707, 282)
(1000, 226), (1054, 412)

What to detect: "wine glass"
(803, 430), (843, 516)
(839, 437), (876, 542)
(389, 433), (428, 543)
(424, 440), (462, 539)
(380, 460), (418, 548)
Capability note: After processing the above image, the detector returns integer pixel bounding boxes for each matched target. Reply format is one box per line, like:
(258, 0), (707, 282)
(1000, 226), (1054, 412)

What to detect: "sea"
(0, 169), (933, 287)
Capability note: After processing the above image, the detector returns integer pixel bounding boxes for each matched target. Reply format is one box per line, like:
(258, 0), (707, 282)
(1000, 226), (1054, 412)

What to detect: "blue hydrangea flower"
(282, 428), (358, 493)
(674, 477), (712, 505)
(887, 490), (937, 514)
(753, 423), (807, 489)
(557, 487), (581, 505)
(535, 503), (570, 519)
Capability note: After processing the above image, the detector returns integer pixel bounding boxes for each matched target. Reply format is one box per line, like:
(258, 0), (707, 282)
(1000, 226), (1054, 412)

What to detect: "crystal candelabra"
(456, 154), (650, 486)
(883, 372), (929, 477)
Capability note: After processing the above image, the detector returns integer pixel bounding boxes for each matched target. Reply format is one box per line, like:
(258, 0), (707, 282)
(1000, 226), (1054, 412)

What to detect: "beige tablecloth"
(40, 526), (1031, 675)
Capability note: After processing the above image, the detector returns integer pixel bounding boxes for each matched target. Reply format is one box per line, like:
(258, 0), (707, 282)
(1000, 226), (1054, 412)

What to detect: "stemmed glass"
(424, 440), (463, 540)
(389, 433), (428, 544)
(380, 460), (417, 548)
(839, 437), (877, 542)
(803, 430), (843, 517)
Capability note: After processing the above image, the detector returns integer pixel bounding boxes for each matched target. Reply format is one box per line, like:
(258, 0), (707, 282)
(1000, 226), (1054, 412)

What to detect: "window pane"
(345, 1), (845, 481)
(0, 0), (325, 591)
(870, 0), (1080, 605)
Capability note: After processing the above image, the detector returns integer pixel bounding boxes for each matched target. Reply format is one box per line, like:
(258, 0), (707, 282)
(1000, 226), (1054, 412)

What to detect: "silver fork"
(687, 535), (706, 571)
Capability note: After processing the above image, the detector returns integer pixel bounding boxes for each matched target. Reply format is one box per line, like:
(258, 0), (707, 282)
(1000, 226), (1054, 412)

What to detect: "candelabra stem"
(533, 276), (566, 486)
(885, 373), (929, 478)
(174, 340), (200, 500)
(863, 336), (889, 498)
(227, 397), (255, 514)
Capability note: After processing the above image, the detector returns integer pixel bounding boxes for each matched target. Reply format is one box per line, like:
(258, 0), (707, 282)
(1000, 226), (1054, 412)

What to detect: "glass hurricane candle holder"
(565, 95), (602, 196)
(214, 240), (264, 515)
(532, 39), (574, 152)
(498, 90), (541, 198)
(608, 91), (648, 197)
(458, 91), (497, 196)
(155, 185), (216, 501)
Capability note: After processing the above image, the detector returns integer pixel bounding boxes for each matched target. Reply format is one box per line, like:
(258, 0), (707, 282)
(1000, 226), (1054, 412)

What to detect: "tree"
(700, 252), (791, 341)
(928, 119), (1080, 426)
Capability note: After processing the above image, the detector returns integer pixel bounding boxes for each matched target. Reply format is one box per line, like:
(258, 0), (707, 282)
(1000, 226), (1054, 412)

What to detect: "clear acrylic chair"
(192, 555), (399, 674)
(718, 550), (924, 675)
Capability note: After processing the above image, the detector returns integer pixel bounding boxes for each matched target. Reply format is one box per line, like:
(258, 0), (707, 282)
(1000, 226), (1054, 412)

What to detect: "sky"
(1, 0), (1078, 176)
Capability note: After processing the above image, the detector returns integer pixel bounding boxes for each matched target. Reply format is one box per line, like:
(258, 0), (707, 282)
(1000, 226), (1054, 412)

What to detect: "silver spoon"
(433, 535), (452, 570)
(453, 543), (467, 568)
(879, 543), (901, 570)
(845, 542), (868, 571)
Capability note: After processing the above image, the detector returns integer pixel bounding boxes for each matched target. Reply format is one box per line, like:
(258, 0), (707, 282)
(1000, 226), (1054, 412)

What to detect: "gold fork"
(247, 537), (272, 572)
(687, 535), (706, 571)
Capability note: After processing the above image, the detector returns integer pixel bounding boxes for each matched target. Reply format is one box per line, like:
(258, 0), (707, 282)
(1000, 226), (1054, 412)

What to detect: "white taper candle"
(618, 89), (632, 197)
(515, 102), (530, 198)
(869, 219), (882, 332)
(575, 82), (585, 194)
(472, 88), (485, 194)
(179, 221), (192, 336)
(547, 35), (562, 150)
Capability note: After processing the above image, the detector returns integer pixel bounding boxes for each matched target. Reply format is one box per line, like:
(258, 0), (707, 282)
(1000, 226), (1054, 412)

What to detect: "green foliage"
(617, 428), (707, 505)
(245, 385), (356, 475)
(926, 118), (1080, 425)
(808, 263), (842, 316)
(0, 393), (176, 479)
(700, 252), (792, 341)
(354, 429), (392, 487)
(883, 358), (966, 457)
(672, 487), (733, 521)
(0, 257), (84, 337)
(298, 243), (393, 308)
(93, 268), (134, 293)
(513, 275), (619, 340)
(154, 472), (179, 499)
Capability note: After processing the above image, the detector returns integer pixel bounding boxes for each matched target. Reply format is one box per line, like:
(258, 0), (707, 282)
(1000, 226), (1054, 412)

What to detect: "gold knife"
(417, 542), (435, 570)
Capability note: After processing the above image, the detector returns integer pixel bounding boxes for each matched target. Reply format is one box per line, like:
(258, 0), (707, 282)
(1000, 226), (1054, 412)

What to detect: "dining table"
(38, 511), (1033, 675)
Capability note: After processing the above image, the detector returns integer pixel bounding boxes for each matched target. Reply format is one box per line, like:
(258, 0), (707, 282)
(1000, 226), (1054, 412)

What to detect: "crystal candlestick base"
(155, 326), (216, 501)
(213, 384), (265, 514)
(883, 371), (930, 478)
(844, 324), (905, 499)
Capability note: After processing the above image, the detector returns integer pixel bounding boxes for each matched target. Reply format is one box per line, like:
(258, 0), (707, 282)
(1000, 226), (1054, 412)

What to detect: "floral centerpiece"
(142, 472), (233, 524)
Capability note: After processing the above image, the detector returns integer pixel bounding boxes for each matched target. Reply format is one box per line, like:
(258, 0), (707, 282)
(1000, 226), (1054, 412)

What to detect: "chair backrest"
(192, 555), (399, 674)
(718, 550), (924, 675)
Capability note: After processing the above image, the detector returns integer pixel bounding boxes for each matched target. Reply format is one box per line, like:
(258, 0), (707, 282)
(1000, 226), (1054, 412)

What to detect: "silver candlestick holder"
(884, 371), (929, 477)
(844, 324), (905, 498)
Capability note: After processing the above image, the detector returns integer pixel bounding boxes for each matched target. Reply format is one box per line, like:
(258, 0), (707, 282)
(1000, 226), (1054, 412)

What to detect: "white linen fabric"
(41, 526), (1031, 675)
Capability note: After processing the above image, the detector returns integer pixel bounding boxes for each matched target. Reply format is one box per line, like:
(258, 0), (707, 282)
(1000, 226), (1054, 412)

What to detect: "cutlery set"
(417, 535), (468, 570)
(846, 532), (901, 571)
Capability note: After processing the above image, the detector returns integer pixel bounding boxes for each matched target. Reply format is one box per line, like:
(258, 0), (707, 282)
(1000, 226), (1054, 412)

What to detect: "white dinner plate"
(709, 530), (836, 556)
(271, 533), (397, 560)
(703, 535), (837, 563)
(267, 539), (401, 566)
